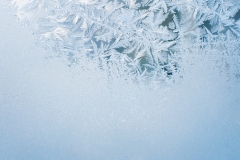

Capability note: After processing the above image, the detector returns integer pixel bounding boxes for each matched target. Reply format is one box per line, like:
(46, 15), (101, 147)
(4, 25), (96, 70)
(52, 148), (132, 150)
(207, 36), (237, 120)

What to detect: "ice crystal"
(3, 0), (240, 84)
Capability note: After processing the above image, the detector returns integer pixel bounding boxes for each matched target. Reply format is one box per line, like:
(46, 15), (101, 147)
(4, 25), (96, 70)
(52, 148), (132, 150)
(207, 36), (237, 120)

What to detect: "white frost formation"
(3, 0), (240, 83)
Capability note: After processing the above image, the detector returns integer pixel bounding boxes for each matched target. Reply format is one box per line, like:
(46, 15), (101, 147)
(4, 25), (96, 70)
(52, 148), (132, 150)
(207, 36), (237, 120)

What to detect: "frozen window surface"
(1, 1), (240, 160)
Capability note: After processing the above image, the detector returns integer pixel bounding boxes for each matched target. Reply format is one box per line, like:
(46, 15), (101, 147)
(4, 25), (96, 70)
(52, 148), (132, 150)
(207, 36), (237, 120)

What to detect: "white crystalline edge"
(2, 0), (240, 84)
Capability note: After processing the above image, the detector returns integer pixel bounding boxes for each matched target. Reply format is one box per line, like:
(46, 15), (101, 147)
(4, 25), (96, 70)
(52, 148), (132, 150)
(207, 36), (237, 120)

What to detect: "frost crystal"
(3, 0), (240, 84)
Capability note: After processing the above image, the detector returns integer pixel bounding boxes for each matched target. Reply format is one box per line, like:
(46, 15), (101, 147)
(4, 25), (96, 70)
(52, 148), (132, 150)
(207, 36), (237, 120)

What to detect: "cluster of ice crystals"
(4, 0), (240, 84)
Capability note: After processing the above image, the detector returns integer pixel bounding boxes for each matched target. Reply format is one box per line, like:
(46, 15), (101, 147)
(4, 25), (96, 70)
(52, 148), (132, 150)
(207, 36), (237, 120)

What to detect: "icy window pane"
(1, 1), (240, 160)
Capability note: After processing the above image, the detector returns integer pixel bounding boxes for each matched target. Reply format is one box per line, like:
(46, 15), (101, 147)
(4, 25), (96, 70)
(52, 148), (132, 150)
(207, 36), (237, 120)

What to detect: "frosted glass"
(1, 1), (240, 160)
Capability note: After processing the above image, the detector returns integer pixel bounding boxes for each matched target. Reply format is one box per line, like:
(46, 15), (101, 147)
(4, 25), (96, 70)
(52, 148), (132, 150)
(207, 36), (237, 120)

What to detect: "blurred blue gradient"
(1, 6), (240, 160)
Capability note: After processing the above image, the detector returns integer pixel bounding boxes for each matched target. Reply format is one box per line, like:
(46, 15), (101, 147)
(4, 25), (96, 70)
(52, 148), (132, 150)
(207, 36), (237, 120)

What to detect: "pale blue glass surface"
(0, 2), (240, 160)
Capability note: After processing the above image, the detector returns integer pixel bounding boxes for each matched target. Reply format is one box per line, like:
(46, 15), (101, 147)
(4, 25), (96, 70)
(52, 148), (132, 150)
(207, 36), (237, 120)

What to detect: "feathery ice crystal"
(3, 0), (240, 84)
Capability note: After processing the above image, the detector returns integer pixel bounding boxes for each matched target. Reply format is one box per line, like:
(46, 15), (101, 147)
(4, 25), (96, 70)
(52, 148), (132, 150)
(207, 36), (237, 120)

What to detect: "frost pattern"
(3, 0), (240, 83)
